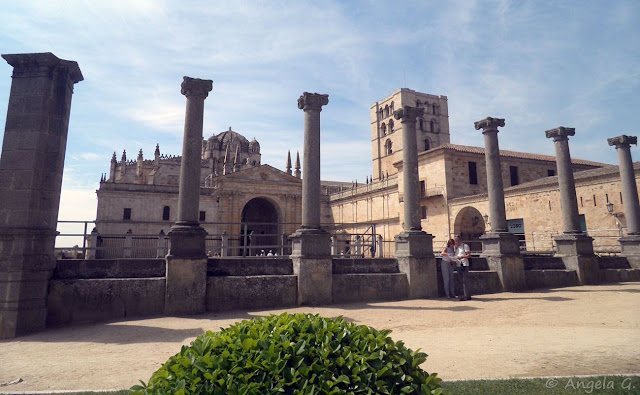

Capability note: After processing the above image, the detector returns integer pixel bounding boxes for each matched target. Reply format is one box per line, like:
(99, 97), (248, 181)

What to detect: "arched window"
(381, 123), (387, 135)
(416, 100), (422, 108)
(432, 104), (437, 115)
(388, 119), (394, 132)
(419, 119), (424, 131)
(162, 206), (170, 221)
(424, 139), (430, 151)
(385, 139), (393, 155)
(390, 102), (394, 114)
(430, 120), (435, 133)
(379, 109), (384, 120)
(384, 105), (389, 117)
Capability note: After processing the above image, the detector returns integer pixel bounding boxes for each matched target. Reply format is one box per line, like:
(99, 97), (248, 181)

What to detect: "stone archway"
(453, 206), (486, 252)
(241, 198), (279, 255)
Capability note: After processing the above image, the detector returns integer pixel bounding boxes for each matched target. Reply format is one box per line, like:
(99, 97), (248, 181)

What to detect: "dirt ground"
(1, 283), (639, 392)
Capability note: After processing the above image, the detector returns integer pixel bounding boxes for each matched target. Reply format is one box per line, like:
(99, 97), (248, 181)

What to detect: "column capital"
(474, 117), (505, 133)
(545, 126), (575, 142)
(608, 135), (637, 149)
(298, 92), (329, 111)
(181, 76), (213, 99)
(2, 52), (83, 83)
(393, 105), (424, 123)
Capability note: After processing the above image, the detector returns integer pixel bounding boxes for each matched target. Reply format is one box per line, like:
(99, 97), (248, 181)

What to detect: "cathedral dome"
(215, 127), (250, 152)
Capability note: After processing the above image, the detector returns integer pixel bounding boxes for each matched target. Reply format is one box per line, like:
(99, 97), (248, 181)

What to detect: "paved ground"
(1, 283), (639, 392)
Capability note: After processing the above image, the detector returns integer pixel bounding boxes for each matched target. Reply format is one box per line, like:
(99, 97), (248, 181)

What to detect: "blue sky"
(1, 0), (639, 222)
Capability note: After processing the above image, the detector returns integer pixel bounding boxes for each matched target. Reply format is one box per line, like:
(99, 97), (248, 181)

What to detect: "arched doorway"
(241, 198), (279, 255)
(453, 206), (486, 252)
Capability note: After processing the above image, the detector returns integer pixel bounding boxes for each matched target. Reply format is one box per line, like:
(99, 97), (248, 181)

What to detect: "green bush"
(132, 313), (443, 394)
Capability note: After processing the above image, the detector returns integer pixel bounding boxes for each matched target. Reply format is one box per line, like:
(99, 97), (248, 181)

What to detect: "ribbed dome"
(214, 127), (250, 152)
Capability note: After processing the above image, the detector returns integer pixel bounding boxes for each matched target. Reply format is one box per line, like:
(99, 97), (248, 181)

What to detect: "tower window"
(384, 105), (389, 117)
(432, 104), (437, 115)
(421, 206), (428, 219)
(430, 120), (435, 133)
(419, 119), (424, 131)
(162, 206), (170, 221)
(381, 123), (386, 136)
(385, 140), (393, 155)
(123, 208), (131, 220)
(420, 180), (426, 197)
(424, 139), (430, 151)
(468, 161), (478, 185)
(548, 169), (555, 177)
(388, 119), (394, 132)
(199, 211), (206, 221)
(510, 166), (519, 186)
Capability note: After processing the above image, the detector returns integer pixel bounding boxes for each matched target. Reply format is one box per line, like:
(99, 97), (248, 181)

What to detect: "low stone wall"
(47, 278), (165, 326)
(207, 258), (293, 276)
(206, 275), (297, 312)
(524, 270), (580, 290)
(601, 268), (640, 283)
(332, 258), (399, 274)
(54, 258), (165, 279)
(523, 256), (566, 270)
(598, 256), (631, 269)
(332, 273), (408, 303)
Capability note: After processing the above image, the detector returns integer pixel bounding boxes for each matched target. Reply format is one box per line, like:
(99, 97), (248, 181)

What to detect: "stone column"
(290, 92), (332, 305)
(0, 52), (83, 338)
(475, 117), (525, 291)
(608, 135), (640, 264)
(393, 106), (437, 299)
(165, 76), (212, 316)
(546, 127), (599, 284)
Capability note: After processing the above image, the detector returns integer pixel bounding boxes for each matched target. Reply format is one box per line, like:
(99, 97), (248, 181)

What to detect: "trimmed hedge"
(132, 313), (443, 394)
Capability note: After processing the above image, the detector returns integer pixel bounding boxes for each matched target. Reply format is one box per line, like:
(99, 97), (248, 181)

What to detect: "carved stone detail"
(545, 126), (576, 142)
(181, 76), (213, 99)
(608, 135), (637, 149)
(297, 92), (329, 111)
(474, 117), (505, 133)
(394, 106), (424, 123)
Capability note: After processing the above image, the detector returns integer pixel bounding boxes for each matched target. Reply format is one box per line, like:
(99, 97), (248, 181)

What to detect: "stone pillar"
(474, 117), (526, 291)
(290, 92), (332, 305)
(608, 135), (640, 265)
(0, 52), (83, 338)
(546, 127), (599, 284)
(165, 76), (212, 316)
(393, 106), (438, 299)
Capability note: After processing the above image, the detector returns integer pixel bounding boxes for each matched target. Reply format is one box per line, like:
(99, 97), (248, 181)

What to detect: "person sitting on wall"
(454, 235), (472, 301)
(440, 239), (457, 299)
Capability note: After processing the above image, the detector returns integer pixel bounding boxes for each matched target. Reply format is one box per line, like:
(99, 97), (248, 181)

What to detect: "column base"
(168, 222), (207, 259)
(619, 235), (640, 269)
(394, 231), (437, 298)
(291, 256), (332, 305)
(553, 234), (599, 285)
(480, 232), (526, 292)
(394, 230), (433, 258)
(290, 228), (331, 257)
(164, 256), (207, 316)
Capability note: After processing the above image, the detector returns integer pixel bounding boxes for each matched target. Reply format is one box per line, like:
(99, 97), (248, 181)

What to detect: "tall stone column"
(393, 106), (437, 299)
(608, 135), (640, 264)
(165, 76), (212, 316)
(474, 117), (525, 291)
(545, 127), (599, 284)
(290, 92), (332, 305)
(0, 53), (83, 338)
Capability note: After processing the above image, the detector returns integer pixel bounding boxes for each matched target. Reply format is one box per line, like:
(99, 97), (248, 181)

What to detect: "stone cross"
(298, 92), (328, 230)
(474, 117), (507, 233)
(608, 135), (640, 235)
(394, 105), (424, 232)
(545, 127), (582, 234)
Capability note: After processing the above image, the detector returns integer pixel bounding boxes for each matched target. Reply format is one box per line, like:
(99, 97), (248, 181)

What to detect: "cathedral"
(95, 88), (633, 257)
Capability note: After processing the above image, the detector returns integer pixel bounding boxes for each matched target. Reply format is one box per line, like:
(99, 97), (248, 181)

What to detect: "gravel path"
(1, 283), (639, 392)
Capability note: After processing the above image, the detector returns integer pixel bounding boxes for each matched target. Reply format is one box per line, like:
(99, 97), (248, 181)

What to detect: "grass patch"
(442, 375), (640, 395)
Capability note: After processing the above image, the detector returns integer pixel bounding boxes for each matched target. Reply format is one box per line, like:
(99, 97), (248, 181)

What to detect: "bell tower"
(370, 88), (450, 181)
